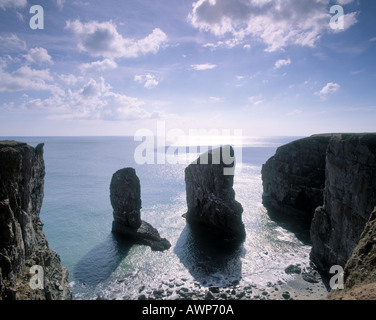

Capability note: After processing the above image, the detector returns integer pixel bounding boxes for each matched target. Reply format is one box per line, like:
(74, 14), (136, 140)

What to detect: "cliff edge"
(0, 140), (71, 300)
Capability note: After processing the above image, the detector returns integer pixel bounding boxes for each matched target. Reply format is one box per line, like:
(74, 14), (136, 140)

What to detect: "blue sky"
(0, 0), (375, 137)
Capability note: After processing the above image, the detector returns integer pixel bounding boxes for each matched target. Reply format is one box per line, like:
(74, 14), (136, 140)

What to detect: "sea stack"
(184, 145), (245, 242)
(0, 141), (71, 300)
(110, 168), (171, 252)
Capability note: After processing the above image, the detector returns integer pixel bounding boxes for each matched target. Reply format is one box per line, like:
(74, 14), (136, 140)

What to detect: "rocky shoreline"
(2, 134), (376, 300)
(91, 262), (327, 301)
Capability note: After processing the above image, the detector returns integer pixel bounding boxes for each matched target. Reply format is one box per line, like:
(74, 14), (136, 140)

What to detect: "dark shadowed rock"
(0, 140), (71, 300)
(328, 207), (376, 300)
(310, 134), (376, 271)
(184, 145), (245, 242)
(261, 134), (334, 220)
(110, 168), (171, 251)
(110, 168), (142, 229)
(261, 133), (376, 277)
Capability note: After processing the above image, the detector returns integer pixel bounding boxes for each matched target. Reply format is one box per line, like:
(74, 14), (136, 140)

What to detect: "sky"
(0, 0), (375, 137)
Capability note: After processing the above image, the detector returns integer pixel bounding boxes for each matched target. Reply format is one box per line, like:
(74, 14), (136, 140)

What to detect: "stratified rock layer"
(0, 141), (71, 300)
(184, 145), (245, 241)
(111, 168), (171, 251)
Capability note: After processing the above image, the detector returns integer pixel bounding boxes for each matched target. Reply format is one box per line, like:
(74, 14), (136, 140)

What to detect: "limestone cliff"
(261, 134), (334, 220)
(311, 134), (376, 270)
(0, 141), (71, 300)
(184, 145), (245, 241)
(261, 133), (376, 279)
(111, 168), (171, 251)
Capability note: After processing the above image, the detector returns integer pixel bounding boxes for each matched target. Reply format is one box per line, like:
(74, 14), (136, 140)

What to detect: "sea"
(3, 136), (329, 300)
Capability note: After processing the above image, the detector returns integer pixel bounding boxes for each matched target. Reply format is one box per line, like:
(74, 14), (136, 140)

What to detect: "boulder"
(110, 168), (171, 251)
(184, 145), (245, 241)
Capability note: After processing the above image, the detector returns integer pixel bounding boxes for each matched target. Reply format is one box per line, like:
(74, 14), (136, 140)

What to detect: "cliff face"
(328, 207), (376, 300)
(184, 145), (245, 241)
(0, 141), (71, 300)
(261, 133), (376, 276)
(261, 134), (333, 219)
(311, 134), (376, 270)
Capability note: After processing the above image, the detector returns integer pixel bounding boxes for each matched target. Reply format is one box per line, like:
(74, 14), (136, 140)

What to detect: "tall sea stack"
(0, 141), (71, 300)
(184, 145), (245, 242)
(111, 168), (171, 252)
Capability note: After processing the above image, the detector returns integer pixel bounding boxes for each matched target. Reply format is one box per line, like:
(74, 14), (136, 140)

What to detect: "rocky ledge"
(111, 168), (171, 251)
(184, 145), (245, 242)
(0, 141), (71, 300)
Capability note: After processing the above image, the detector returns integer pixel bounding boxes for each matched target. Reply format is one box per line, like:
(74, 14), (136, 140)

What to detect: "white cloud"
(134, 74), (159, 89)
(191, 63), (217, 70)
(66, 20), (168, 59)
(275, 58), (291, 69)
(248, 95), (263, 105)
(319, 82), (341, 95)
(369, 37), (376, 42)
(316, 82), (341, 100)
(24, 47), (53, 65)
(79, 58), (118, 73)
(17, 76), (160, 121)
(336, 0), (355, 4)
(0, 34), (26, 51)
(189, 0), (359, 52)
(0, 66), (63, 95)
(59, 74), (82, 86)
(0, 0), (27, 10)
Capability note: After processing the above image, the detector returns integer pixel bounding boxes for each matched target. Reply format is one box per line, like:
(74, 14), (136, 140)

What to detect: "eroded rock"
(110, 168), (171, 251)
(184, 145), (245, 242)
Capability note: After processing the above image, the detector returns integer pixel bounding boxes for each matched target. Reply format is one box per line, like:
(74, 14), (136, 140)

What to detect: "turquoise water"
(3, 136), (326, 299)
